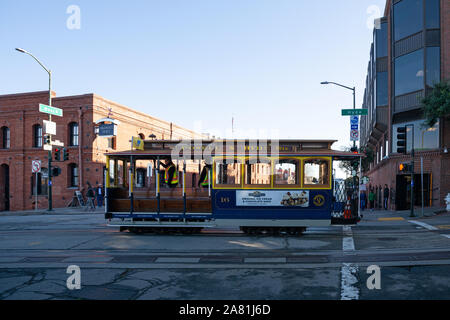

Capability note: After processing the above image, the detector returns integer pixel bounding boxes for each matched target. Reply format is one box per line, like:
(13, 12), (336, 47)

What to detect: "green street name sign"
(39, 104), (63, 117)
(342, 109), (368, 116)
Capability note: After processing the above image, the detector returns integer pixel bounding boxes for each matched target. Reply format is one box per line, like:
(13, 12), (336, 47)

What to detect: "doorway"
(0, 164), (10, 211)
(395, 174), (431, 211)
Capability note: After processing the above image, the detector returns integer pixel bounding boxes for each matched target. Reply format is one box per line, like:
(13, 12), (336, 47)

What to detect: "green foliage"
(422, 81), (450, 128)
(339, 146), (374, 175)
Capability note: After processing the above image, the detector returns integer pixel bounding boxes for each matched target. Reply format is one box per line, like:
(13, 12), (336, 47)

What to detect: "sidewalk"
(359, 206), (448, 222)
(0, 206), (105, 217)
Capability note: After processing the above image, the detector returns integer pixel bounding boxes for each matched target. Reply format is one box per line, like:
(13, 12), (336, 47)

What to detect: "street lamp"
(16, 48), (54, 211)
(321, 81), (356, 147)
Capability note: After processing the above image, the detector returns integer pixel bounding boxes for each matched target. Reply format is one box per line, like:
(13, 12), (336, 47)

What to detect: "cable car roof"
(105, 139), (363, 160)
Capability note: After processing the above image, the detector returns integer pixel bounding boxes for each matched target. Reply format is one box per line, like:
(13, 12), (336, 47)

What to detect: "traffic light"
(44, 134), (51, 145)
(63, 148), (69, 161)
(350, 147), (358, 154)
(54, 148), (61, 161)
(396, 126), (407, 154)
(399, 162), (412, 173)
(52, 167), (61, 177)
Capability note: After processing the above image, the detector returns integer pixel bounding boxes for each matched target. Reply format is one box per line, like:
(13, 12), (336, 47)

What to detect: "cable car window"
(136, 169), (146, 188)
(244, 158), (271, 186)
(303, 158), (330, 187)
(274, 159), (299, 186)
(215, 159), (241, 187)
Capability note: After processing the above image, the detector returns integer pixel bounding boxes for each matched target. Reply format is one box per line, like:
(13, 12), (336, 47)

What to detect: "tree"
(338, 145), (374, 175)
(422, 81), (450, 128)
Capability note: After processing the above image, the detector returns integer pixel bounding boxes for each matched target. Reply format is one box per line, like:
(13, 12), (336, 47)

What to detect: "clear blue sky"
(0, 0), (386, 150)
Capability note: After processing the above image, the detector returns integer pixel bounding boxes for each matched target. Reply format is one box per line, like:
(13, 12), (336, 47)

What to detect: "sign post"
(32, 160), (42, 210)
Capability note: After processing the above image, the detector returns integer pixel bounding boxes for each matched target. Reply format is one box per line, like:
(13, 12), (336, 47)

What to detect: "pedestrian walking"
(85, 182), (95, 211)
(383, 184), (390, 210)
(360, 191), (367, 211)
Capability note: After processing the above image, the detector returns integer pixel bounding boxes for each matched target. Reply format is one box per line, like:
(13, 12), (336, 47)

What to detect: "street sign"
(350, 129), (359, 141)
(43, 144), (53, 151)
(351, 124), (359, 130)
(98, 123), (117, 137)
(342, 109), (368, 116)
(39, 104), (63, 117)
(43, 120), (56, 135)
(32, 160), (41, 173)
(53, 140), (65, 147)
(350, 116), (359, 125)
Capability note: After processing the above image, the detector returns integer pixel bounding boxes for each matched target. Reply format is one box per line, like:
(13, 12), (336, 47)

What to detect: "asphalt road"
(0, 210), (449, 300)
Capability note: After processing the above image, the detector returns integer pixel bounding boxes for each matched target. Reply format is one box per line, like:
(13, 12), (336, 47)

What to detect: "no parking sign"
(32, 160), (41, 173)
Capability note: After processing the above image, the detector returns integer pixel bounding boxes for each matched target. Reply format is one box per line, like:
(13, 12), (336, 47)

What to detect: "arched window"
(1, 127), (10, 149)
(33, 124), (43, 148)
(69, 163), (79, 187)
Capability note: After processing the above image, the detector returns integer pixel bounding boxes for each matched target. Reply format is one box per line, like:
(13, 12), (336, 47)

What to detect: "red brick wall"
(0, 91), (204, 211)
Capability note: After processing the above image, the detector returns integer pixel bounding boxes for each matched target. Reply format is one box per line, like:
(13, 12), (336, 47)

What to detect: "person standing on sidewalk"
(384, 184), (390, 210)
(96, 184), (104, 208)
(369, 188), (375, 212)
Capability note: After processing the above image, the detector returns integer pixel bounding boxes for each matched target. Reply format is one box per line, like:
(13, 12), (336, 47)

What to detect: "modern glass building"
(360, 0), (449, 210)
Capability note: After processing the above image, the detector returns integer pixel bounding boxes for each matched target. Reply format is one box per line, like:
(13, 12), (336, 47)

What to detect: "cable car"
(104, 139), (361, 235)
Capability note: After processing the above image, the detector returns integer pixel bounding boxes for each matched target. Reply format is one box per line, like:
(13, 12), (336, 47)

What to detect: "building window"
(33, 124), (43, 148)
(394, 0), (423, 41)
(392, 119), (439, 152)
(426, 47), (440, 88)
(31, 168), (48, 196)
(425, 0), (440, 29)
(69, 122), (79, 146)
(376, 72), (388, 106)
(395, 49), (424, 96)
(107, 137), (116, 150)
(1, 127), (10, 149)
(69, 164), (79, 187)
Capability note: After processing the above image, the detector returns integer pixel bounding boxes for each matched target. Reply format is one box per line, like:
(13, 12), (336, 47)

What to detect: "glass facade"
(426, 46), (440, 87)
(395, 49), (424, 96)
(392, 119), (439, 152)
(375, 22), (388, 57)
(376, 71), (388, 106)
(394, 0), (423, 41)
(425, 0), (440, 29)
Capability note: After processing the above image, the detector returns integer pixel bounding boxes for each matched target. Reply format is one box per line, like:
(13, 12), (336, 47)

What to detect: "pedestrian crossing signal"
(399, 162), (411, 173)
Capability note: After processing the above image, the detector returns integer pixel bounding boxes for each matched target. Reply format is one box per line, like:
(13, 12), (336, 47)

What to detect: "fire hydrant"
(446, 193), (450, 212)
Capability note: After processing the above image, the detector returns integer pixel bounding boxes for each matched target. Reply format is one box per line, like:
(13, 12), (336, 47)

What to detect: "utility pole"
(16, 48), (54, 211)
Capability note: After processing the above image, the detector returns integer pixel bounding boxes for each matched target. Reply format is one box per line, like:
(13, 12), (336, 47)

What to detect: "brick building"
(0, 91), (204, 211)
(360, 0), (450, 210)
